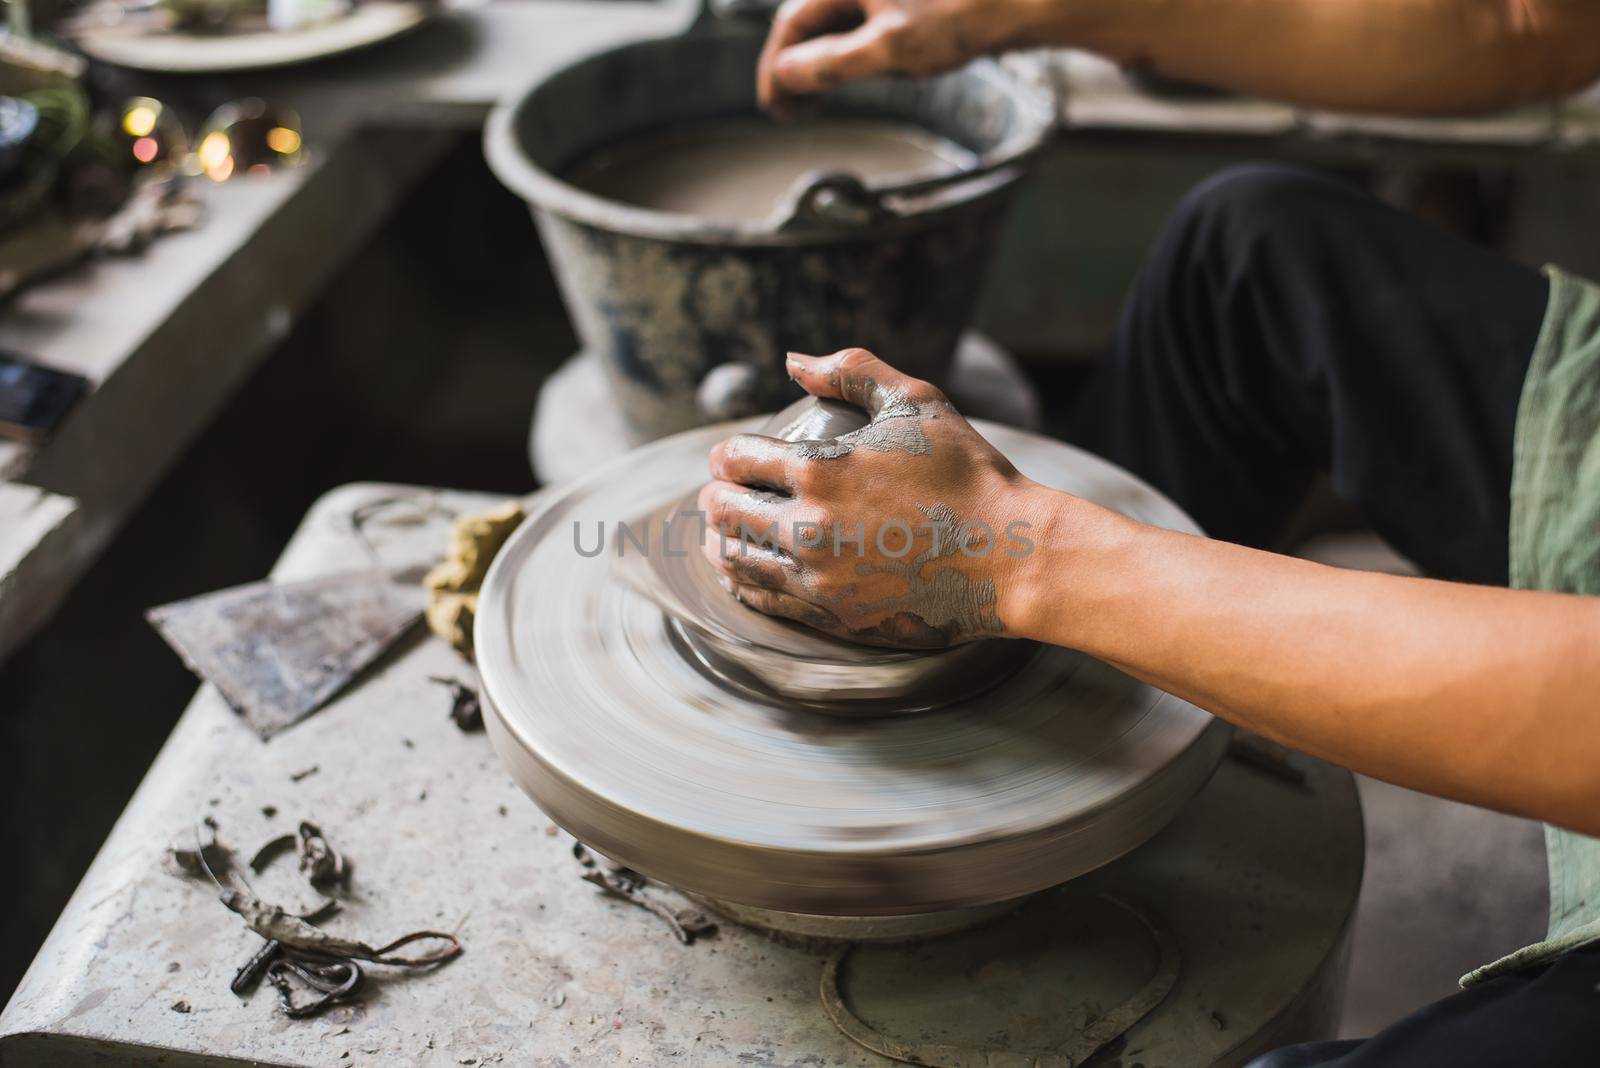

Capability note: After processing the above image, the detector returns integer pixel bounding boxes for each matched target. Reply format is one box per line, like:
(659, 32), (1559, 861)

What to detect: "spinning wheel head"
(477, 417), (1228, 917)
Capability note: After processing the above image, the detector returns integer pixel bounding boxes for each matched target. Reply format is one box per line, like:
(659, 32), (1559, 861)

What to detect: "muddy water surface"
(564, 117), (975, 223)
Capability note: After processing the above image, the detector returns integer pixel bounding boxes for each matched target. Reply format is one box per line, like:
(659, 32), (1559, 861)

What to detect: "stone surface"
(0, 483), (78, 657)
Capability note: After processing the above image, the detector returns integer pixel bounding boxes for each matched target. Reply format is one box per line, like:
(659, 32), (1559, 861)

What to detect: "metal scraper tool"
(147, 570), (424, 739)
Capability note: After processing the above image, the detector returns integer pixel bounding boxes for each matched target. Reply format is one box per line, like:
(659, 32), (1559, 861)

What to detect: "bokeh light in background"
(121, 103), (155, 137)
(196, 98), (304, 181)
(118, 96), (305, 181)
(116, 96), (189, 172)
(196, 129), (232, 181)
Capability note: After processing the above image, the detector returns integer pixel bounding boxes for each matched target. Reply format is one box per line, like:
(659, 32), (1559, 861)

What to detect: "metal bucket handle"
(771, 133), (1045, 232)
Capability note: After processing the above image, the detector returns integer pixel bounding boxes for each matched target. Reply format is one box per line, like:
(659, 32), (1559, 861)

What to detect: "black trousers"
(1242, 945), (1600, 1068)
(1074, 165), (1600, 1063)
(1075, 163), (1548, 585)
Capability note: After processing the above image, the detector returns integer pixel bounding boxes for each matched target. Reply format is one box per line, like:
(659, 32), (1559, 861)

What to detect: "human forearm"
(1033, 0), (1600, 114)
(703, 350), (1600, 835)
(760, 0), (1600, 116)
(1005, 485), (1600, 834)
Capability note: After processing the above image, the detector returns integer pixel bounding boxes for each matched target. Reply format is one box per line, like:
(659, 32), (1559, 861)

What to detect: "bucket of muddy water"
(485, 21), (1054, 443)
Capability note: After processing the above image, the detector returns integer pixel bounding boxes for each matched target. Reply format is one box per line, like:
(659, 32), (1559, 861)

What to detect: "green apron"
(1460, 265), (1600, 987)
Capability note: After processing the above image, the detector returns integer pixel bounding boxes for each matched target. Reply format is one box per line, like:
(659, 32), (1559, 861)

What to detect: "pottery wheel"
(478, 418), (1230, 916)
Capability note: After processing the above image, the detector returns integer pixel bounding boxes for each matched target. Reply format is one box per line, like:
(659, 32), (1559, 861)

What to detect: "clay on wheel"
(476, 418), (1230, 915)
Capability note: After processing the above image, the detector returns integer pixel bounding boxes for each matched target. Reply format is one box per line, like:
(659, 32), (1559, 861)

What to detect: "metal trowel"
(147, 570), (424, 739)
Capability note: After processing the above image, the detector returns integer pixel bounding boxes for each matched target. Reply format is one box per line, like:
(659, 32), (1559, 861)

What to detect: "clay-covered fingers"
(758, 0), (868, 112)
(766, 20), (899, 99)
(785, 348), (945, 415)
(698, 481), (804, 594)
(712, 541), (804, 597)
(725, 581), (848, 636)
(695, 479), (809, 580)
(708, 433), (799, 492)
(698, 479), (792, 540)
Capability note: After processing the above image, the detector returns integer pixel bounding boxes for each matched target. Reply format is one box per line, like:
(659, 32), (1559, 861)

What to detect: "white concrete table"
(0, 481), (1363, 1067)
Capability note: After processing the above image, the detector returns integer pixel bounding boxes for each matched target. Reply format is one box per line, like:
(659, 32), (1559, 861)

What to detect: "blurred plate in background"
(70, 1), (434, 73)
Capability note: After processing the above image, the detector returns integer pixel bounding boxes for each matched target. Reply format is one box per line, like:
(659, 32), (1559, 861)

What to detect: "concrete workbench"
(0, 481), (1365, 1067)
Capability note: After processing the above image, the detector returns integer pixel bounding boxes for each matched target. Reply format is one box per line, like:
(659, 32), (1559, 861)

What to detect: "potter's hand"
(757, 0), (1600, 120)
(757, 0), (1035, 114)
(698, 348), (1043, 648)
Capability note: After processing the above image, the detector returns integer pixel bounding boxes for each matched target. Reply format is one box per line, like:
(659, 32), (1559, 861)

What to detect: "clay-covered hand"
(757, 0), (1040, 114)
(698, 348), (1043, 648)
